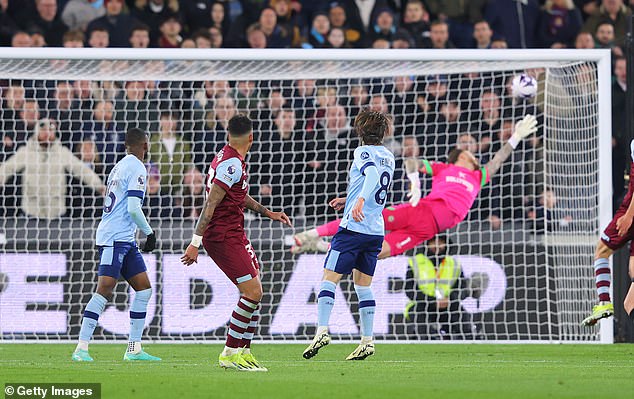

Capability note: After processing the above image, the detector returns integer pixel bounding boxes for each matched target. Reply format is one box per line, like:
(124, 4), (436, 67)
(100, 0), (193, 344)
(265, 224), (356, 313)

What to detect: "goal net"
(0, 49), (612, 343)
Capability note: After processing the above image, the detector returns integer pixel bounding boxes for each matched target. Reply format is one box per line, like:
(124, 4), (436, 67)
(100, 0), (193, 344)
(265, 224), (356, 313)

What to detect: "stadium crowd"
(0, 0), (629, 228)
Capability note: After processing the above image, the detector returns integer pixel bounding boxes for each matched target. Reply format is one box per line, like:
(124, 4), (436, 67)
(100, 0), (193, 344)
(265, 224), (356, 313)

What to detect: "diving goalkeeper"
(293, 114), (538, 259)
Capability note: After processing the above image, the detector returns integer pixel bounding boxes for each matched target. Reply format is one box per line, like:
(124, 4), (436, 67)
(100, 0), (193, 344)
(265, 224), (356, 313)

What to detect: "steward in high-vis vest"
(403, 235), (475, 339)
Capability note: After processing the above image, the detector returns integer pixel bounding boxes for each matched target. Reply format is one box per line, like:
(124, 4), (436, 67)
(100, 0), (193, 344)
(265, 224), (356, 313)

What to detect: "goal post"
(0, 48), (612, 343)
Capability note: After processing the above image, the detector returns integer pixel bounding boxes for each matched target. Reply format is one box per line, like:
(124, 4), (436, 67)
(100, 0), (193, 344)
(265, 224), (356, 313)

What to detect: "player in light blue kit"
(72, 128), (160, 362)
(303, 110), (394, 361)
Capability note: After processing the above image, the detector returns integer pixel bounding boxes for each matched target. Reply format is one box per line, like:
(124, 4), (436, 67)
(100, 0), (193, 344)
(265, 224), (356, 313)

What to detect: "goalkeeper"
(293, 114), (538, 259)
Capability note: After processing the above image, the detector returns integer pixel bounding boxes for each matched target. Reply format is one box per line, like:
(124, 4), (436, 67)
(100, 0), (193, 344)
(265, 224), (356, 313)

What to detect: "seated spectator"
(48, 80), (82, 148)
(402, 0), (430, 48)
(490, 36), (508, 48)
(62, 0), (106, 31)
(328, 2), (362, 48)
(157, 12), (182, 47)
(372, 38), (390, 48)
(538, 0), (583, 48)
(130, 0), (180, 45)
(181, 0), (213, 32)
(270, 0), (301, 47)
(194, 95), (237, 171)
(389, 75), (417, 136)
(346, 82), (369, 119)
(583, 0), (632, 47)
(368, 8), (399, 44)
(129, 23), (150, 48)
(0, 0), (18, 46)
(0, 118), (105, 220)
(30, 32), (47, 47)
(246, 24), (267, 48)
(303, 11), (330, 48)
(73, 80), (95, 114)
(526, 189), (573, 232)
(423, 20), (455, 49)
(180, 37), (195, 48)
(15, 100), (41, 148)
(326, 27), (350, 48)
(149, 111), (192, 195)
(343, 0), (390, 36)
(192, 28), (212, 48)
(485, 0), (540, 48)
(0, 83), (26, 156)
(11, 31), (33, 47)
(62, 29), (84, 47)
(27, 0), (68, 47)
(472, 20), (493, 49)
(75, 138), (104, 177)
(115, 81), (159, 132)
(392, 29), (415, 48)
(594, 21), (624, 57)
(574, 30), (595, 48)
(145, 161), (183, 219)
(235, 80), (260, 117)
(257, 7), (292, 48)
(87, 0), (138, 47)
(88, 27), (109, 48)
(209, 26), (223, 48)
(85, 100), (122, 173)
(182, 167), (204, 219)
(210, 1), (230, 37)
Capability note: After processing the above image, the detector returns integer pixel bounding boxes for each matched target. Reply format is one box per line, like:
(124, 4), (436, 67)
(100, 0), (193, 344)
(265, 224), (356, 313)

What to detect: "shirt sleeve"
(213, 158), (242, 191)
(479, 167), (491, 187)
(127, 163), (147, 200)
(353, 147), (376, 175)
(422, 161), (448, 176)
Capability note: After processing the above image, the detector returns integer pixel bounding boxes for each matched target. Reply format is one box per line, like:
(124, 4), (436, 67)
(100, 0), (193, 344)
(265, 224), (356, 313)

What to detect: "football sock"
(128, 288), (152, 353)
(77, 293), (108, 351)
(226, 296), (259, 349)
(594, 258), (611, 302)
(316, 219), (341, 237)
(240, 307), (259, 349)
(355, 284), (376, 338)
(317, 281), (336, 330)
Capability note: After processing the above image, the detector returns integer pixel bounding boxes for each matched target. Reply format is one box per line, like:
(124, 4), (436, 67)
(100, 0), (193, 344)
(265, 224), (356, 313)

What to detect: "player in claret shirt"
(293, 114), (538, 259)
(181, 114), (291, 372)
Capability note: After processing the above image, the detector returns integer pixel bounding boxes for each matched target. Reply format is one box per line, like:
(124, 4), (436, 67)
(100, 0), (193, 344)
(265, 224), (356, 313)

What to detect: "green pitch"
(0, 344), (632, 399)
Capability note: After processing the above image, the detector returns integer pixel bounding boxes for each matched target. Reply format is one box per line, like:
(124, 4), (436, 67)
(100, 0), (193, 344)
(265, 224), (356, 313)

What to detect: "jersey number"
(103, 181), (116, 213)
(205, 166), (216, 199)
(374, 172), (391, 205)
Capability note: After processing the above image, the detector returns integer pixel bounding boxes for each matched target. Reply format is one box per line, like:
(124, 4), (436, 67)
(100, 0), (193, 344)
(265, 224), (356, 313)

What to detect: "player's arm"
(245, 194), (292, 227)
(181, 183), (227, 266)
(0, 147), (28, 185)
(127, 195), (156, 252)
(351, 164), (380, 222)
(485, 114), (538, 178)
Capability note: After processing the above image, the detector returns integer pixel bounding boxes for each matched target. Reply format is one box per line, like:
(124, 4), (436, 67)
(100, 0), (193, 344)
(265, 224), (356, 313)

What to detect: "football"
(512, 74), (538, 98)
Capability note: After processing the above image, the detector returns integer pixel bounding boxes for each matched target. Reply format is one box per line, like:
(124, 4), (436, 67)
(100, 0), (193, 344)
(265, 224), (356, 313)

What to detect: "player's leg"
(73, 246), (118, 361)
(291, 219), (341, 254)
(379, 202), (438, 260)
(624, 255), (634, 326)
(346, 237), (381, 361)
(122, 249), (160, 361)
(302, 268), (342, 359)
(582, 241), (615, 326)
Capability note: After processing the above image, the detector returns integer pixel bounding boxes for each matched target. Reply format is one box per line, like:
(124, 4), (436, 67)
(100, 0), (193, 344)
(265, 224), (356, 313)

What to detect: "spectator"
(326, 27), (349, 48)
(181, 0), (213, 33)
(485, 0), (540, 48)
(75, 138), (104, 177)
(456, 132), (479, 154)
(271, 0), (301, 47)
(73, 80), (95, 114)
(16, 100), (41, 147)
(181, 167), (204, 219)
(61, 0), (106, 31)
(246, 24), (267, 48)
(0, 0), (19, 46)
(368, 8), (399, 44)
(194, 95), (237, 170)
(304, 11), (332, 48)
(85, 100), (122, 173)
(425, 0), (487, 48)
(595, 21), (616, 47)
(209, 26), (223, 47)
(401, 0), (430, 48)
(48, 80), (82, 148)
(149, 111), (193, 195)
(11, 31), (33, 47)
(87, 0), (138, 47)
(210, 1), (230, 37)
(473, 90), (503, 158)
(583, 0), (632, 46)
(538, 0), (583, 48)
(472, 20), (493, 48)
(157, 13), (182, 47)
(180, 37), (195, 48)
(346, 81), (369, 119)
(490, 36), (508, 48)
(574, 30), (595, 48)
(526, 190), (574, 232)
(0, 118), (105, 220)
(26, 0), (68, 47)
(235, 80), (260, 117)
(256, 7), (291, 48)
(30, 31), (47, 47)
(392, 29), (415, 48)
(62, 29), (84, 47)
(88, 26), (109, 47)
(115, 81), (159, 132)
(291, 79), (317, 125)
(129, 22), (150, 48)
(389, 75), (417, 136)
(371, 37), (390, 48)
(130, 0), (180, 45)
(0, 83), (26, 159)
(423, 20), (455, 49)
(192, 28), (212, 48)
(343, 0), (390, 36)
(328, 2), (362, 48)
(258, 86), (287, 125)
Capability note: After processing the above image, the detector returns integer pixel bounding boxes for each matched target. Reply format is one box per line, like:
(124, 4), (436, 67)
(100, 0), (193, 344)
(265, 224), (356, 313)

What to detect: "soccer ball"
(511, 74), (537, 99)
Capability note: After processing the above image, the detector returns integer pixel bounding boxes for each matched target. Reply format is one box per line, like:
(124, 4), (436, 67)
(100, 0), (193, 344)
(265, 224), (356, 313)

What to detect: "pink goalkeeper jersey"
(421, 161), (490, 231)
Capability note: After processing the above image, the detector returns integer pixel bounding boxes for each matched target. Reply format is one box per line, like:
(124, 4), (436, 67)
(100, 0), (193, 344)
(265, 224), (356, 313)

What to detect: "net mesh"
(0, 55), (602, 341)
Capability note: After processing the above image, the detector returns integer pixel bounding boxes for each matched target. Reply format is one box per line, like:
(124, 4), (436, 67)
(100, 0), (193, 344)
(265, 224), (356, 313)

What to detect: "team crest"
(361, 151), (370, 160)
(138, 176), (144, 185)
(217, 149), (224, 162)
(227, 165), (236, 174)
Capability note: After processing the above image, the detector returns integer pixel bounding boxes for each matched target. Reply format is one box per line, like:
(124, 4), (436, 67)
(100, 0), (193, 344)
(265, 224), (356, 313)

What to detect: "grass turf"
(0, 344), (632, 399)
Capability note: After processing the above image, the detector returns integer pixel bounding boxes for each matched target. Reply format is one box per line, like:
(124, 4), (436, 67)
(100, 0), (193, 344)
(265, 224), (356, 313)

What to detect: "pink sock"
(316, 219), (341, 237)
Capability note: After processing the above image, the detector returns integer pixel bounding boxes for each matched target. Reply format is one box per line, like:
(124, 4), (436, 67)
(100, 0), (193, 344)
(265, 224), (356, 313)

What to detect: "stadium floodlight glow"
(0, 48), (612, 343)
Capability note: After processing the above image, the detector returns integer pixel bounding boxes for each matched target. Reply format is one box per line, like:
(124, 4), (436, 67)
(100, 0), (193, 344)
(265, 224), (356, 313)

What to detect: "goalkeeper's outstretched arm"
(485, 114), (538, 177)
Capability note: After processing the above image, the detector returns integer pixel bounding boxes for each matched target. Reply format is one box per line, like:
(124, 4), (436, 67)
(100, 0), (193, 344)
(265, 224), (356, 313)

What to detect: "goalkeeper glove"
(509, 114), (538, 149)
(406, 172), (421, 207)
(142, 233), (156, 253)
